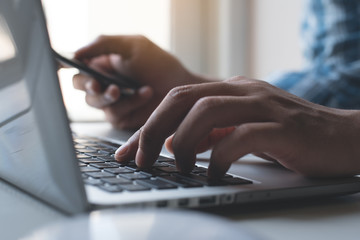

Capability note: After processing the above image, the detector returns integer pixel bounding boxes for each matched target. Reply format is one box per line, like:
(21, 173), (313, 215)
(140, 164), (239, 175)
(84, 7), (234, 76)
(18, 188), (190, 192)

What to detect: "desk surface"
(2, 122), (360, 240)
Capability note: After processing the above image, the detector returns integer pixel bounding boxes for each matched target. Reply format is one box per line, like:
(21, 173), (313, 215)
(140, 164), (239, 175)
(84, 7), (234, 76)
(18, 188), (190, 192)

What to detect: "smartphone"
(53, 50), (140, 92)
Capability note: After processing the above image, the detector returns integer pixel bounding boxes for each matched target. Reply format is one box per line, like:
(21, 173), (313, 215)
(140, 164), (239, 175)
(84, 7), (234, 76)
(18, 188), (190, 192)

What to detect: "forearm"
(271, 62), (360, 109)
(335, 109), (360, 175)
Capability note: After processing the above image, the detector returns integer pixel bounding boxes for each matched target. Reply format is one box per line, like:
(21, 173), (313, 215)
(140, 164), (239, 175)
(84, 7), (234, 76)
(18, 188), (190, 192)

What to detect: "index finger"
(74, 35), (133, 60)
(131, 82), (248, 168)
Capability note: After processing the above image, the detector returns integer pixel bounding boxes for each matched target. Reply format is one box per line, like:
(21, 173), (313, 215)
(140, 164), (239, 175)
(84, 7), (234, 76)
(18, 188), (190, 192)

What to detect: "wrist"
(340, 109), (360, 175)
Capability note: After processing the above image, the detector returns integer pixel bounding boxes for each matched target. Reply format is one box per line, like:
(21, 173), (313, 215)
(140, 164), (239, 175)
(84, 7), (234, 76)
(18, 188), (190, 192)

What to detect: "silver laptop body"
(1, 0), (360, 215)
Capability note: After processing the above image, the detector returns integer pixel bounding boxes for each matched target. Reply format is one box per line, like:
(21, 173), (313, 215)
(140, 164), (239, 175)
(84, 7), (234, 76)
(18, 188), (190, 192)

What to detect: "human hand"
(73, 35), (210, 129)
(115, 77), (360, 178)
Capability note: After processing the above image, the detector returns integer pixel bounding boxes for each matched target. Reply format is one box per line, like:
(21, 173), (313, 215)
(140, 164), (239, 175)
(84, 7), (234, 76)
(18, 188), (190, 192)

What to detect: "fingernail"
(115, 144), (128, 160)
(138, 86), (152, 97)
(104, 92), (115, 103)
(85, 81), (95, 95)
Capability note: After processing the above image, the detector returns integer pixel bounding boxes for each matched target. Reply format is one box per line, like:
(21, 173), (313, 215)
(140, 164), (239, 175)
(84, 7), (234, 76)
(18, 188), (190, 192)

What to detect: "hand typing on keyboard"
(115, 77), (360, 178)
(73, 36), (360, 179)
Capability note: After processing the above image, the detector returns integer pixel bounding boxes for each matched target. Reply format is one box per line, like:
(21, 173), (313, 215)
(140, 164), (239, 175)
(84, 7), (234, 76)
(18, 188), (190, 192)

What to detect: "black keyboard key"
(199, 172), (233, 178)
(159, 176), (203, 188)
(81, 143), (100, 148)
(221, 177), (252, 185)
(83, 178), (102, 185)
(80, 166), (100, 172)
(108, 162), (125, 167)
(191, 166), (207, 174)
(79, 158), (105, 164)
(77, 153), (91, 159)
(136, 179), (178, 190)
(86, 171), (115, 178)
(140, 168), (171, 177)
(98, 150), (115, 155)
(124, 166), (138, 171)
(99, 185), (123, 192)
(104, 167), (134, 174)
(73, 138), (90, 144)
(85, 152), (109, 157)
(88, 146), (114, 151)
(173, 173), (224, 186)
(79, 149), (98, 153)
(163, 161), (176, 167)
(156, 166), (179, 173)
(119, 184), (151, 192)
(101, 177), (132, 185)
(152, 162), (168, 167)
(74, 144), (87, 149)
(177, 173), (252, 186)
(119, 173), (151, 180)
(98, 156), (116, 162)
(98, 140), (121, 148)
(124, 160), (137, 167)
(90, 163), (118, 169)
(157, 156), (175, 162)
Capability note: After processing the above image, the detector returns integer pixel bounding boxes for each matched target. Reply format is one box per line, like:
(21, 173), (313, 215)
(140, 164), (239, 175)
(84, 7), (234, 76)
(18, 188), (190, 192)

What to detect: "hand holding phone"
(53, 50), (140, 95)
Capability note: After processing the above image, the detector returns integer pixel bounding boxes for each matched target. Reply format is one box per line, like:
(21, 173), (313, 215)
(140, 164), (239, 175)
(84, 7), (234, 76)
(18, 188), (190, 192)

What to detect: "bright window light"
(42, 0), (170, 121)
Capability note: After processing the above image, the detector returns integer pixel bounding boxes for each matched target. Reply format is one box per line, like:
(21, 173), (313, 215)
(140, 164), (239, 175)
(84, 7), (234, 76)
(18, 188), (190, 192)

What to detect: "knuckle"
(132, 35), (151, 47)
(249, 96), (268, 112)
(193, 96), (219, 113)
(84, 95), (94, 107)
(167, 85), (194, 103)
(85, 95), (104, 109)
(139, 127), (156, 151)
(95, 34), (108, 43)
(225, 75), (248, 83)
(226, 77), (270, 91)
(236, 124), (255, 138)
(247, 80), (272, 93)
(72, 76), (81, 88)
(133, 34), (148, 42)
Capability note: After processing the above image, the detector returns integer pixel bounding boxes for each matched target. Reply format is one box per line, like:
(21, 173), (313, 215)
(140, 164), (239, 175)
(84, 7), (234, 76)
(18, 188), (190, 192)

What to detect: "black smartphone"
(53, 50), (140, 92)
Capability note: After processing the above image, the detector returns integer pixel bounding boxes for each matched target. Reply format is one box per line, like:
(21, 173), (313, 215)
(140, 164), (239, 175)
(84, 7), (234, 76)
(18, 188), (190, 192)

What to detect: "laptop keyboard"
(73, 135), (252, 193)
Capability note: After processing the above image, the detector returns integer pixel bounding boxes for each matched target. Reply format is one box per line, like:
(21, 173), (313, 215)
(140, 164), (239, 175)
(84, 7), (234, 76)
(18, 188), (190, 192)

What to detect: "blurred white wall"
(249, 0), (304, 80)
(171, 0), (304, 81)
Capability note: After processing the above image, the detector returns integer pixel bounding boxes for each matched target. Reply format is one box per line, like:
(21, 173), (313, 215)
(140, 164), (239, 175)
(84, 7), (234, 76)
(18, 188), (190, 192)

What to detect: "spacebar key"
(159, 175), (203, 188)
(173, 173), (225, 186)
(135, 179), (178, 190)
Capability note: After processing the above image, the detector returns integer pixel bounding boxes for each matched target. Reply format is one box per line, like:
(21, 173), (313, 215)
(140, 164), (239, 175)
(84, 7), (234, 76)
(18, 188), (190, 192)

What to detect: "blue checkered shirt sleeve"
(270, 0), (360, 109)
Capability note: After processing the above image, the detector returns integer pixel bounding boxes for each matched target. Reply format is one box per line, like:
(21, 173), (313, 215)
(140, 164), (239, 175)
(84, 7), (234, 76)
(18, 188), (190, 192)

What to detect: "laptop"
(1, 0), (360, 215)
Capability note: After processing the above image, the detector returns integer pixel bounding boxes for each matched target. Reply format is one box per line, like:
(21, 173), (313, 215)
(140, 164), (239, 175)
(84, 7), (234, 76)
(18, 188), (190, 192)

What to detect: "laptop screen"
(0, 0), (87, 214)
(0, 15), (16, 63)
(0, 12), (31, 125)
